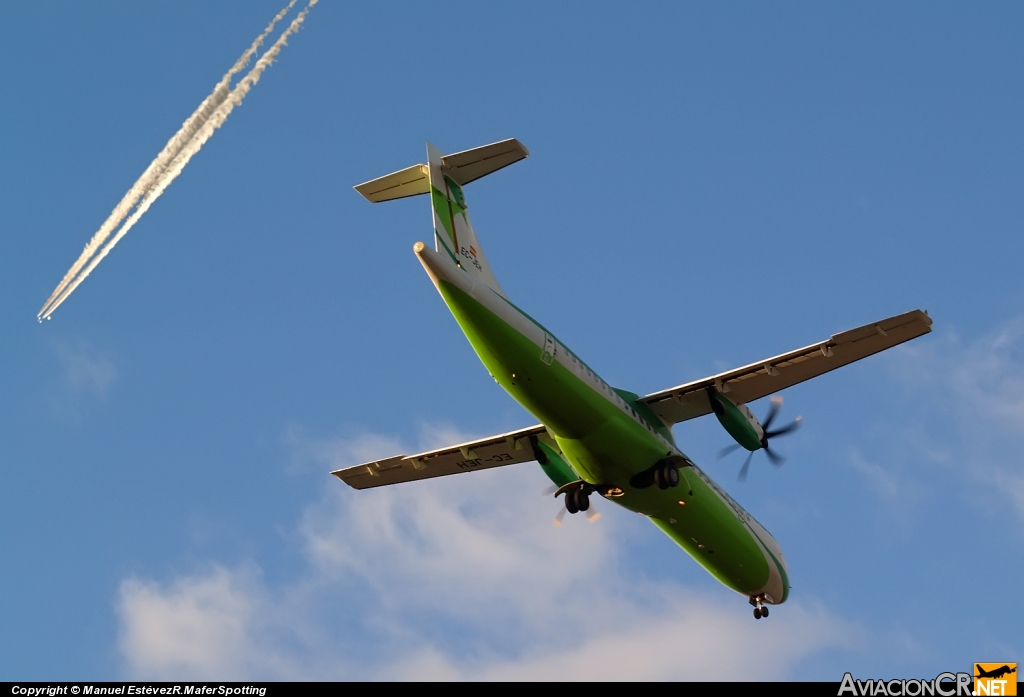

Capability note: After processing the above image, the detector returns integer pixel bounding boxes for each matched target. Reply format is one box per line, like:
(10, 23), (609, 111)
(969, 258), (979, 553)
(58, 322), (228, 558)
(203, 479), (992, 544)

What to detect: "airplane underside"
(338, 137), (932, 620)
(423, 250), (789, 607)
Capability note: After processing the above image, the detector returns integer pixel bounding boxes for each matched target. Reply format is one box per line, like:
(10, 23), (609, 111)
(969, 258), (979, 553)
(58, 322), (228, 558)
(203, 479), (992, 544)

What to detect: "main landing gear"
(750, 596), (769, 620)
(653, 460), (680, 490)
(562, 483), (591, 514)
(628, 457), (684, 490)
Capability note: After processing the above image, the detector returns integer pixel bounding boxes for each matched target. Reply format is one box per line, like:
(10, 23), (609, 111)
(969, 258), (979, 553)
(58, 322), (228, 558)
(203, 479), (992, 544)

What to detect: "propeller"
(738, 450), (756, 482)
(717, 443), (743, 460)
(760, 396), (802, 469)
(720, 396), (802, 481)
(552, 506), (601, 526)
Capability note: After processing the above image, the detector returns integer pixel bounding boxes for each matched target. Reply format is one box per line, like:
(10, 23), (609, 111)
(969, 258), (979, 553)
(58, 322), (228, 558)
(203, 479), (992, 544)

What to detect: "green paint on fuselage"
(436, 279), (771, 595)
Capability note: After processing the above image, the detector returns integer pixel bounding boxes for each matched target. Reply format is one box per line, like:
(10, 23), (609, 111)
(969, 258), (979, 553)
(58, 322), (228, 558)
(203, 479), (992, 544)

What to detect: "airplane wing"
(640, 309), (932, 426)
(331, 424), (547, 490)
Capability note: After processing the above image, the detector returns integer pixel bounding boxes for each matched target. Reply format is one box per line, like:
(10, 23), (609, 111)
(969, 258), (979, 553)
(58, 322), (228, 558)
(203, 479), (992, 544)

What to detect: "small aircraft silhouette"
(976, 665), (1017, 680)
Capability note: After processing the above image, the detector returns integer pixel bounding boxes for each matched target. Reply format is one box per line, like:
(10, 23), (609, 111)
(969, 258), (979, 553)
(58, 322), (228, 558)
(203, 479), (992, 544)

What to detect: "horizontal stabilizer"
(354, 164), (429, 203)
(641, 309), (933, 425)
(442, 138), (530, 185)
(354, 138), (528, 203)
(332, 424), (546, 490)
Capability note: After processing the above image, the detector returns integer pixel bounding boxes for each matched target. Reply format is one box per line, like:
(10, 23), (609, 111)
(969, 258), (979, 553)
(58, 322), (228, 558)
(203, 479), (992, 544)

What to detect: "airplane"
(976, 665), (1017, 680)
(333, 138), (933, 620)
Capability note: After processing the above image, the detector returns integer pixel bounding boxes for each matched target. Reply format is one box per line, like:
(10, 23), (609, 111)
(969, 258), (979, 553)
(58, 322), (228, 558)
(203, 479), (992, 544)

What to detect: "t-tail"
(353, 138), (529, 298)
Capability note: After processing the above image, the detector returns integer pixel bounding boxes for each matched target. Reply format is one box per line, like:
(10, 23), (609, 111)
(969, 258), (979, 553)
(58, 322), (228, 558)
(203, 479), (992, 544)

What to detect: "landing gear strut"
(750, 595), (769, 620)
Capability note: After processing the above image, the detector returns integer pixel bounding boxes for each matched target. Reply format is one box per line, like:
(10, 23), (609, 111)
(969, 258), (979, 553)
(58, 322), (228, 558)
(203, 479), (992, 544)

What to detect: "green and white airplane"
(334, 139), (932, 619)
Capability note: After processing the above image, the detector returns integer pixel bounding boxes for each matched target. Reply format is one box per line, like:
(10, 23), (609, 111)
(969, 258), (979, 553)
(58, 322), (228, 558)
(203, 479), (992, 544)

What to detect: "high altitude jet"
(334, 139), (932, 619)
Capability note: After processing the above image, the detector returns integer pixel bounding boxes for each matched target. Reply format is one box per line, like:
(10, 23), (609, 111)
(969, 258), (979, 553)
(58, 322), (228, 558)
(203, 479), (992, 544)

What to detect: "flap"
(641, 309), (933, 425)
(332, 424), (547, 490)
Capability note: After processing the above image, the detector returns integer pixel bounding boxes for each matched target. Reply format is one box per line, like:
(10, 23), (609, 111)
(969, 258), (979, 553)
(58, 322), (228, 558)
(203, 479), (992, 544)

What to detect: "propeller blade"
(541, 484), (558, 497)
(762, 396), (783, 431)
(738, 451), (754, 481)
(764, 446), (786, 467)
(765, 415), (802, 438)
(587, 509), (601, 523)
(717, 443), (743, 460)
(552, 507), (567, 527)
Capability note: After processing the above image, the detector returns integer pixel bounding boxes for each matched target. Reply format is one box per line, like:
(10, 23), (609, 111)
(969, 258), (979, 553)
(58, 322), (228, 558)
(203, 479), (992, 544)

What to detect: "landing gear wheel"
(666, 464), (680, 488)
(760, 606), (769, 618)
(753, 607), (762, 620)
(653, 461), (680, 490)
(654, 466), (666, 490)
(565, 491), (579, 515)
(574, 488), (590, 512)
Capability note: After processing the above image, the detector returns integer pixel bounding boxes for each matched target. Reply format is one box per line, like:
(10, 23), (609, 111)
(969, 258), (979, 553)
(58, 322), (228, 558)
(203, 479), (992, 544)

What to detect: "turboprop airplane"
(333, 139), (933, 620)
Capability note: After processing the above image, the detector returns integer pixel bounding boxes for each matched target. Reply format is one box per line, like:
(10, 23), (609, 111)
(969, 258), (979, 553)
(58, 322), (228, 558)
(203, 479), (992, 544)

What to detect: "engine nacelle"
(706, 387), (764, 451)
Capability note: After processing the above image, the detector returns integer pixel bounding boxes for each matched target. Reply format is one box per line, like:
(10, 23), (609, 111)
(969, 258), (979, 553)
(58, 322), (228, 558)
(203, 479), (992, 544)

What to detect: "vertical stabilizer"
(427, 142), (506, 297)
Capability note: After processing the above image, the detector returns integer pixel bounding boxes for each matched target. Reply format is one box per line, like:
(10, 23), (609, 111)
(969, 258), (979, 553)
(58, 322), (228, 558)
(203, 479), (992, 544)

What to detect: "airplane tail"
(354, 138), (529, 298)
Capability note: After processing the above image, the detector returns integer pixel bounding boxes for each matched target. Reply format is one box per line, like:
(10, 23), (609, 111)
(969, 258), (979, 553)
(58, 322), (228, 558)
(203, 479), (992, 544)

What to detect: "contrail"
(39, 0), (315, 321)
(39, 0), (298, 319)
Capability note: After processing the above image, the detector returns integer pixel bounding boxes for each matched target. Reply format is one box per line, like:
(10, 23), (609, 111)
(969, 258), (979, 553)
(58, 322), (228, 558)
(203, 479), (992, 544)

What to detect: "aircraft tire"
(654, 466), (667, 490)
(565, 492), (579, 515)
(754, 607), (762, 620)
(761, 606), (769, 618)
(666, 465), (680, 488)
(576, 489), (590, 512)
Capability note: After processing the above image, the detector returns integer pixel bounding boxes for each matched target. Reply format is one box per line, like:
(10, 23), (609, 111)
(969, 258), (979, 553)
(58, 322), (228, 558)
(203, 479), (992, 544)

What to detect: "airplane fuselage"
(415, 241), (790, 605)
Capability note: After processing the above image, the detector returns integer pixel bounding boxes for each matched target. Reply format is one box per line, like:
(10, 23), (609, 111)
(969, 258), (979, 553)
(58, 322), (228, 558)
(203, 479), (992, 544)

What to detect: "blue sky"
(1, 1), (1022, 680)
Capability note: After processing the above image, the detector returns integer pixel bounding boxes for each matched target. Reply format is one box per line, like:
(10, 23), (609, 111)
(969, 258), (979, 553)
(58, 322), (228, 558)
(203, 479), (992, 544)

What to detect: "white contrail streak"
(39, 1), (298, 319)
(39, 0), (314, 320)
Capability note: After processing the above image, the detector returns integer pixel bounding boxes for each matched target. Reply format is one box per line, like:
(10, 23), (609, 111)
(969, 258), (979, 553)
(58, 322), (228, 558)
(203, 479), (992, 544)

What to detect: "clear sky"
(1, 1), (1022, 681)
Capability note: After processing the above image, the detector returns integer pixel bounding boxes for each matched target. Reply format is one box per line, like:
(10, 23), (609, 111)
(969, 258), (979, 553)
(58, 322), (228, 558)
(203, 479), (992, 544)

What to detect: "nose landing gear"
(750, 595), (769, 620)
